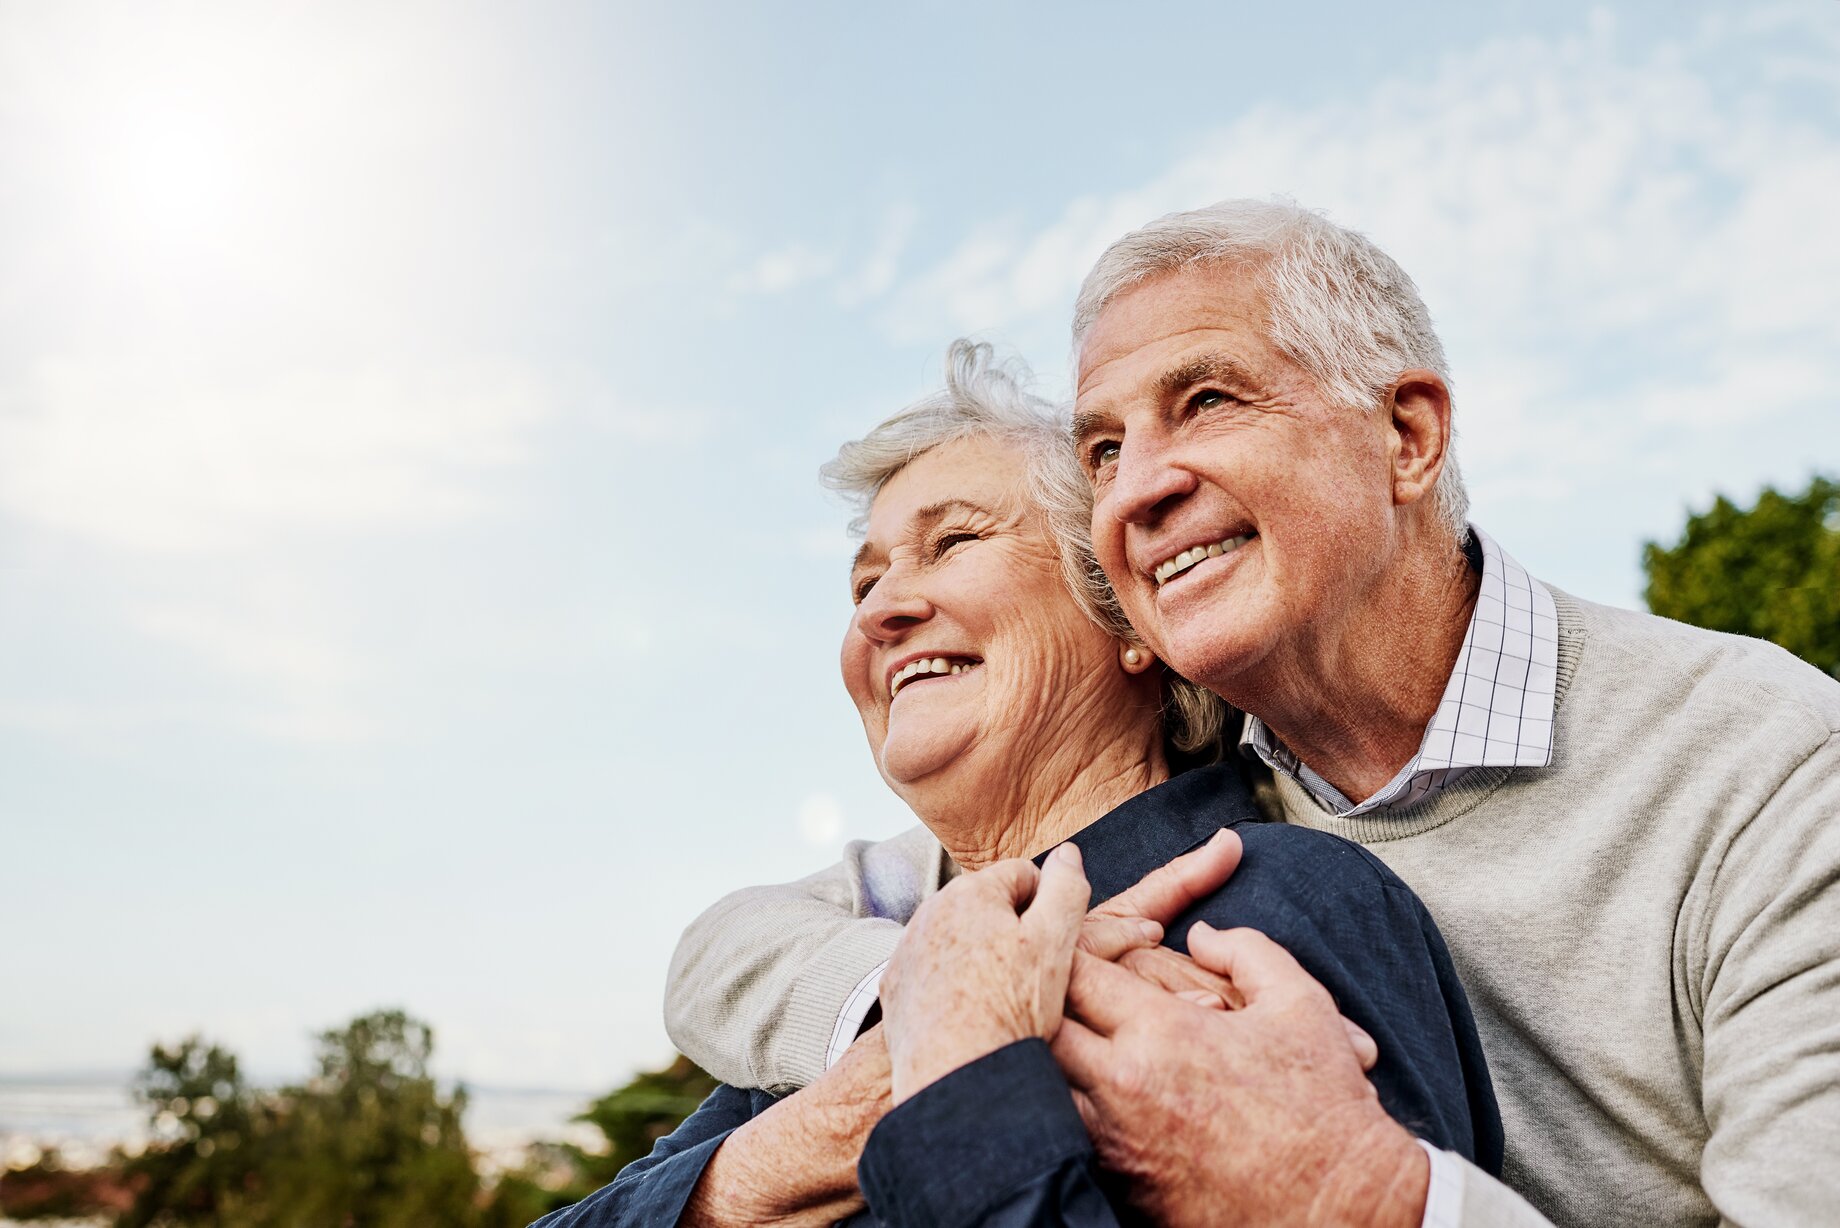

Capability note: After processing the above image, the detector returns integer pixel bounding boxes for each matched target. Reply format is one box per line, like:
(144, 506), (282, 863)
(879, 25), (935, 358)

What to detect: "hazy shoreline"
(0, 1078), (604, 1173)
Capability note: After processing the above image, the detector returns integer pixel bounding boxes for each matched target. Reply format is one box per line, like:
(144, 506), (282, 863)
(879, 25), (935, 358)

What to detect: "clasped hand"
(879, 829), (1420, 1227)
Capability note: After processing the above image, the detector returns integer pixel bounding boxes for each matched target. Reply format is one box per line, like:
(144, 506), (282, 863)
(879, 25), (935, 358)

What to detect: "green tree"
(114, 1013), (722, 1227)
(568, 1054), (718, 1188)
(481, 1053), (719, 1222)
(118, 1036), (265, 1227)
(255, 1010), (480, 1228)
(118, 1010), (481, 1228)
(1644, 474), (1840, 677)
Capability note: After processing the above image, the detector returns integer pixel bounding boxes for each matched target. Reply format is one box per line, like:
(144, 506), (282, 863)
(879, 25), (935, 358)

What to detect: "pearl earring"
(1123, 647), (1143, 667)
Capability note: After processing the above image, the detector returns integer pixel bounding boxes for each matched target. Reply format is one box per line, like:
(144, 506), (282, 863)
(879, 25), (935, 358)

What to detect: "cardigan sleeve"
(664, 824), (946, 1092)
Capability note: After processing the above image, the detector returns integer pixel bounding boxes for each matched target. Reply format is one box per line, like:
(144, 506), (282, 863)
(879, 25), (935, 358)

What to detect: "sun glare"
(116, 105), (241, 235)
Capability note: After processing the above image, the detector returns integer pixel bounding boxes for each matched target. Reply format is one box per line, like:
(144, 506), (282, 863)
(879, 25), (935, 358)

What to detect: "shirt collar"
(1240, 526), (1559, 818)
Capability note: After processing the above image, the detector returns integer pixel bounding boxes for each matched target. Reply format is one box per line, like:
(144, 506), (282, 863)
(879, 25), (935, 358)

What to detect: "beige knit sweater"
(665, 590), (1840, 1227)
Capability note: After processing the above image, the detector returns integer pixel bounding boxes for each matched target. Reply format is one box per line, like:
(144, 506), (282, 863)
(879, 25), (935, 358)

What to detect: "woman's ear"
(1119, 642), (1157, 675)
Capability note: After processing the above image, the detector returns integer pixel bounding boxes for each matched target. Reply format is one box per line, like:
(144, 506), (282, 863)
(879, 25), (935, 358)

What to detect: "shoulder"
(1233, 821), (1414, 899)
(1551, 586), (1840, 737)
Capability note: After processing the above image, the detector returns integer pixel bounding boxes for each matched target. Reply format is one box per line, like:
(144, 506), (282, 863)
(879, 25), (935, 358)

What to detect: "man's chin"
(1159, 625), (1274, 702)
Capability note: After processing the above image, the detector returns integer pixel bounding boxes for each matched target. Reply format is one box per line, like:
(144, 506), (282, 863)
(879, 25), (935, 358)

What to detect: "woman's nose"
(853, 576), (933, 643)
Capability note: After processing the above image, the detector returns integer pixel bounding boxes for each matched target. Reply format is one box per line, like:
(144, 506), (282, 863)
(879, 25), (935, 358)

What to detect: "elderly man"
(664, 201), (1840, 1226)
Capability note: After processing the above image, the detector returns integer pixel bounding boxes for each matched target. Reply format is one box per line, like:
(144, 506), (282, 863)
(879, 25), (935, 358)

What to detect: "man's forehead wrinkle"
(1076, 323), (1252, 398)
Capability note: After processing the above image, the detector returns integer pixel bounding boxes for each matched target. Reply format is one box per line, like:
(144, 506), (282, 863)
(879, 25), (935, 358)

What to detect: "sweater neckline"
(1273, 584), (1589, 843)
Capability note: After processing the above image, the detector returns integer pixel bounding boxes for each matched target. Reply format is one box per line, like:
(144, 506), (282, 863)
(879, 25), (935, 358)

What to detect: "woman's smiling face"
(842, 434), (1143, 806)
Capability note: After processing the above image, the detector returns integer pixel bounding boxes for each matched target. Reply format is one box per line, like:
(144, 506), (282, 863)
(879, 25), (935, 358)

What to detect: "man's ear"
(1385, 369), (1453, 510)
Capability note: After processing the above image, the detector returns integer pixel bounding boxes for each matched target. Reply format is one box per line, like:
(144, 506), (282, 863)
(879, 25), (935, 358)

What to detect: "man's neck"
(1237, 534), (1479, 805)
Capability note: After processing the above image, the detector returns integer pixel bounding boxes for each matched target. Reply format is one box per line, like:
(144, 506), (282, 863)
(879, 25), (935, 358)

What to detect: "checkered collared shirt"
(1242, 527), (1558, 818)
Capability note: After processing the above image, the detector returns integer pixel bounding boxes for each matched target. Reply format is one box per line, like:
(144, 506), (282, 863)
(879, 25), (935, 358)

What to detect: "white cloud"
(725, 201), (919, 307)
(728, 242), (841, 296)
(872, 6), (1840, 508)
(835, 203), (919, 307)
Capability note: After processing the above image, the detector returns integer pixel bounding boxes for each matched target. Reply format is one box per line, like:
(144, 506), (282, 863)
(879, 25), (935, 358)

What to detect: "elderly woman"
(535, 343), (1498, 1227)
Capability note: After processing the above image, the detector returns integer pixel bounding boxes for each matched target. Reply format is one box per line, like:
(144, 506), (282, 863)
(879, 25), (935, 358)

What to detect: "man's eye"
(1091, 441), (1121, 469)
(1191, 389), (1229, 411)
(852, 576), (878, 604)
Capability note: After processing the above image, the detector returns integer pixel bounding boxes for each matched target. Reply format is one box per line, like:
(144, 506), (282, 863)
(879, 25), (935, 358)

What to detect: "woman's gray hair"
(1072, 198), (1470, 541)
(822, 339), (1229, 758)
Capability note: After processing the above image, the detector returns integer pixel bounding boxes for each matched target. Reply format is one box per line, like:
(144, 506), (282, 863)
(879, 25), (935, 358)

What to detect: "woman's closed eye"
(932, 530), (981, 558)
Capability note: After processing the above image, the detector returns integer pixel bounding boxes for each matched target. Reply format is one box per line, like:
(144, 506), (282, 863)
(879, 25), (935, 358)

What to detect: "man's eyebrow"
(1158, 352), (1260, 400)
(1071, 352), (1261, 449)
(1070, 408), (1115, 449)
(850, 540), (878, 573)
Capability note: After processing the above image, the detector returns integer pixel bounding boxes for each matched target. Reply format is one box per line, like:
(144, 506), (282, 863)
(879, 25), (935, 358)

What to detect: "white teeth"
(890, 656), (979, 696)
(1153, 535), (1252, 586)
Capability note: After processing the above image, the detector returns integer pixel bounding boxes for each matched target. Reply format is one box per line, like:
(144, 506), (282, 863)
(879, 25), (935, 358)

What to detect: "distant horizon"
(0, 1069), (610, 1097)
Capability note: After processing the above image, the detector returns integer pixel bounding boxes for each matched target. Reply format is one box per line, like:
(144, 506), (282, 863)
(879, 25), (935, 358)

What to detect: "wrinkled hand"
(683, 1026), (893, 1227)
(1076, 828), (1244, 961)
(1072, 828), (1378, 1066)
(1054, 922), (1425, 1228)
(881, 844), (1090, 1103)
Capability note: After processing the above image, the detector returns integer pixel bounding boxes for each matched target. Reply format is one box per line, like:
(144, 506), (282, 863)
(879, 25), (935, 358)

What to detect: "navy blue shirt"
(534, 763), (1501, 1227)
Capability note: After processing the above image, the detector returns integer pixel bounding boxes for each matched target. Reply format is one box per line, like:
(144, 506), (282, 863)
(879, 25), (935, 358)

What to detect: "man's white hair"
(1072, 198), (1470, 540)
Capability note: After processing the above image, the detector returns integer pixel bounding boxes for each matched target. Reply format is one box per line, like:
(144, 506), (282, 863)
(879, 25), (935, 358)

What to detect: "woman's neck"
(915, 725), (1170, 872)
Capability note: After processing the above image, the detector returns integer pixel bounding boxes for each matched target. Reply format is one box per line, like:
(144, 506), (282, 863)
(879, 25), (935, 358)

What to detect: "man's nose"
(853, 574), (933, 644)
(1108, 435), (1198, 524)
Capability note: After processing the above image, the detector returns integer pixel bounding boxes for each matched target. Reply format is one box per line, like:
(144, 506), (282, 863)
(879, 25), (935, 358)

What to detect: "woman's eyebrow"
(851, 498), (993, 573)
(911, 498), (989, 527)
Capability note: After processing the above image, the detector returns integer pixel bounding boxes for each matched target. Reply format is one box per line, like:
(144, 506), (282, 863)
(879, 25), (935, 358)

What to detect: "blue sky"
(2, 0), (1837, 1091)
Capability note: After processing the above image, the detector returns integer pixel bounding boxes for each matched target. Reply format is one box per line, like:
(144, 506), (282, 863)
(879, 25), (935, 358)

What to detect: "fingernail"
(1190, 919), (1216, 936)
(1178, 989), (1220, 1006)
(1207, 829), (1232, 847)
(1055, 843), (1083, 867)
(1138, 920), (1163, 941)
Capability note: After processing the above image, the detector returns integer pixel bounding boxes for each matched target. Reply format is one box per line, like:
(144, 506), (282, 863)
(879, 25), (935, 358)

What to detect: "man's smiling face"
(1073, 261), (1401, 698)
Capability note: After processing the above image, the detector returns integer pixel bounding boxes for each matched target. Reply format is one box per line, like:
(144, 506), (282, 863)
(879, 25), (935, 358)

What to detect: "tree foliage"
(1643, 474), (1840, 677)
(481, 1052), (720, 1223)
(118, 1010), (479, 1228)
(568, 1054), (718, 1188)
(110, 1010), (718, 1228)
